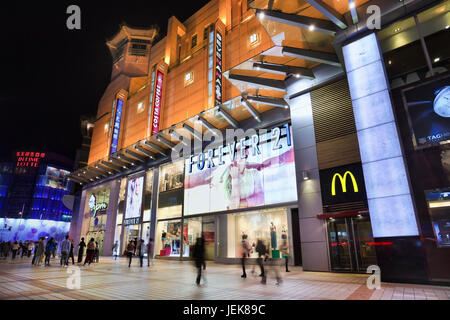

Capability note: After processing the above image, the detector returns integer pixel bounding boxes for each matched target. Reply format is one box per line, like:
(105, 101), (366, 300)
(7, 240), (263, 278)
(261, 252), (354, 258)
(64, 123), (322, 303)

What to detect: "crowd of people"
(1, 234), (291, 287)
(0, 235), (102, 267)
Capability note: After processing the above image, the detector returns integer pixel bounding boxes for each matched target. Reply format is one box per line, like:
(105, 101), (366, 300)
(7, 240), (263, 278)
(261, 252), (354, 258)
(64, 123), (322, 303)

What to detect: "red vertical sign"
(151, 70), (164, 135)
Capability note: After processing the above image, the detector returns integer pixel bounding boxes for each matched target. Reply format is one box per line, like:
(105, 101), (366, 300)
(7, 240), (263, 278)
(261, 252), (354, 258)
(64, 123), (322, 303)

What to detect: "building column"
(342, 33), (427, 282)
(289, 91), (330, 272)
(103, 180), (120, 256)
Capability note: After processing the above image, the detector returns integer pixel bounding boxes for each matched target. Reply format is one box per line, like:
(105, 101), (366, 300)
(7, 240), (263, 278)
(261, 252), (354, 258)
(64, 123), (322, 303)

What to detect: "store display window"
(426, 189), (450, 247)
(159, 161), (184, 192)
(217, 207), (289, 259)
(155, 219), (182, 257)
(183, 216), (215, 259)
(143, 170), (153, 221)
(113, 178), (127, 255)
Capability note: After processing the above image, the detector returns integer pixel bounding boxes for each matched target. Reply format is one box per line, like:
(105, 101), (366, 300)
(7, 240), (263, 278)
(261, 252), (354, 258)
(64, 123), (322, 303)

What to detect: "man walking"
(77, 238), (86, 263)
(60, 235), (71, 267)
(193, 235), (206, 286)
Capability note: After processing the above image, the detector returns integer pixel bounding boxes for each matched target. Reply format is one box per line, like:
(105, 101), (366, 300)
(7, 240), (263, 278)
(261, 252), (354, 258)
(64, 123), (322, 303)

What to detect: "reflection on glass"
(159, 161), (184, 192)
(155, 220), (182, 257)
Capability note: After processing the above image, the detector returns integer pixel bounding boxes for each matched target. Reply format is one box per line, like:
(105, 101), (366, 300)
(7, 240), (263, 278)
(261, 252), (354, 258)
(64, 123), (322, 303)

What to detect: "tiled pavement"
(0, 256), (449, 300)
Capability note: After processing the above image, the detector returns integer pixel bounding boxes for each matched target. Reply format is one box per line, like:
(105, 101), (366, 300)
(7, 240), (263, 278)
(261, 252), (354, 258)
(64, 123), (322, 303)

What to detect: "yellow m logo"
(331, 171), (359, 196)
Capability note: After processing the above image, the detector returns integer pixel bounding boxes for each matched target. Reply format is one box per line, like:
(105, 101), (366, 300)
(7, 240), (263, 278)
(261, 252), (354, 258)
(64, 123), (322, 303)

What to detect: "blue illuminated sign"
(110, 99), (124, 154)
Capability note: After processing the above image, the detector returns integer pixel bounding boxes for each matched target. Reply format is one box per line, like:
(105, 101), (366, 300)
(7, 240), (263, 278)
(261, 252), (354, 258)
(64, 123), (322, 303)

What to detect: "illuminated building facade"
(69, 0), (450, 284)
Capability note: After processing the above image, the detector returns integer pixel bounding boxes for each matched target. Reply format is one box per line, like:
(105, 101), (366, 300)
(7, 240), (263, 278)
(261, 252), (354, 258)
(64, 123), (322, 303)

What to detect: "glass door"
(327, 216), (377, 273)
(327, 218), (352, 271)
(351, 216), (377, 272)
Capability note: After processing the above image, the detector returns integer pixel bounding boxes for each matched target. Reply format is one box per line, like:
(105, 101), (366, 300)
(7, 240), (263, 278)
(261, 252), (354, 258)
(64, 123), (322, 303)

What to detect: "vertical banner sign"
(214, 20), (225, 106)
(149, 62), (168, 135)
(109, 89), (128, 155)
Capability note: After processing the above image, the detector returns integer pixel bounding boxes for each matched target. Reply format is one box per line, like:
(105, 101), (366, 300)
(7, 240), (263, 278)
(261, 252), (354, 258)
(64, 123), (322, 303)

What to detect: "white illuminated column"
(342, 33), (419, 238)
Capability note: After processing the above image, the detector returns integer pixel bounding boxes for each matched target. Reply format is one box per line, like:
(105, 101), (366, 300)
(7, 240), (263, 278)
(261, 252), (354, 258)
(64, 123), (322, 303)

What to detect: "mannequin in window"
(270, 222), (277, 250)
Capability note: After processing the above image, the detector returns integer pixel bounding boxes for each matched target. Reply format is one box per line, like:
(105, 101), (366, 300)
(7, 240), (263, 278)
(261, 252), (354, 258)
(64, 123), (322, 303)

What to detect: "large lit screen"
(0, 218), (70, 243)
(184, 124), (297, 215)
(125, 176), (144, 219)
(403, 74), (450, 148)
(45, 166), (70, 190)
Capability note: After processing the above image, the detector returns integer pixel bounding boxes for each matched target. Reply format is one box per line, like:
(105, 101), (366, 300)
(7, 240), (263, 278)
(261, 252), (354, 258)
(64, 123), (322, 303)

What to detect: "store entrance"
(122, 224), (141, 255)
(86, 231), (105, 256)
(327, 215), (377, 272)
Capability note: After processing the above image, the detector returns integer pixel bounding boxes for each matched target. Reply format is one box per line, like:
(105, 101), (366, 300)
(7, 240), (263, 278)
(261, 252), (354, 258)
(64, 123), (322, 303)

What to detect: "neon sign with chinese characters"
(16, 151), (45, 168)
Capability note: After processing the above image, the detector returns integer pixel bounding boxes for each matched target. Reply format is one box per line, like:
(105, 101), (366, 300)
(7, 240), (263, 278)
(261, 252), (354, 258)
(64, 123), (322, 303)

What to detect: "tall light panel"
(342, 33), (419, 238)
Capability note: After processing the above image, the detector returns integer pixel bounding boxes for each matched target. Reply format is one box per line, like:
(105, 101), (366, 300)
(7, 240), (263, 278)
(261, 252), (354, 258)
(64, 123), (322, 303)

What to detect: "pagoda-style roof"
(106, 24), (158, 53)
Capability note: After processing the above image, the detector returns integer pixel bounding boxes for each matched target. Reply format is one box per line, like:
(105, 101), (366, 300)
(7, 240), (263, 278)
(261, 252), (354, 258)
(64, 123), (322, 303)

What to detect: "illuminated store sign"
(319, 163), (367, 206)
(16, 151), (45, 167)
(184, 123), (297, 215)
(188, 123), (292, 173)
(88, 194), (108, 218)
(123, 217), (141, 226)
(402, 74), (450, 149)
(214, 20), (225, 106)
(331, 171), (358, 196)
(110, 90), (128, 155)
(150, 63), (168, 135)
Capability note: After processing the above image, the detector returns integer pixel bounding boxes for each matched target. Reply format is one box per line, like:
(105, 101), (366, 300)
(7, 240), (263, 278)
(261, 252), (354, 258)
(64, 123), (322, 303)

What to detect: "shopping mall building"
(69, 0), (450, 284)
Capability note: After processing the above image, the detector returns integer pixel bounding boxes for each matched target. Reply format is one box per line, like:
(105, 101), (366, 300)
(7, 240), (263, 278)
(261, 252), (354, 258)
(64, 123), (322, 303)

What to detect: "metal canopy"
(282, 46), (341, 67)
(143, 140), (167, 156)
(241, 97), (262, 123)
(228, 74), (286, 91)
(124, 149), (146, 163)
(246, 95), (289, 109)
(255, 8), (338, 35)
(252, 62), (315, 79)
(217, 107), (239, 129)
(134, 145), (156, 159)
(304, 0), (348, 29)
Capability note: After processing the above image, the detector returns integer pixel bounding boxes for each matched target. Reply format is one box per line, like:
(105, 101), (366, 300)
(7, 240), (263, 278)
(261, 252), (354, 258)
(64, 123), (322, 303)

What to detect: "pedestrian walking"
(11, 241), (19, 260)
(33, 238), (45, 266)
(4, 241), (11, 259)
(126, 240), (135, 268)
(0, 241), (4, 258)
(112, 241), (119, 260)
(241, 234), (250, 278)
(136, 239), (145, 267)
(193, 235), (206, 286)
(27, 241), (34, 258)
(83, 238), (96, 266)
(147, 238), (154, 267)
(44, 238), (56, 266)
(255, 239), (266, 280)
(60, 235), (71, 267)
(68, 239), (75, 265)
(94, 241), (99, 263)
(77, 238), (86, 263)
(280, 236), (290, 272)
(52, 240), (58, 258)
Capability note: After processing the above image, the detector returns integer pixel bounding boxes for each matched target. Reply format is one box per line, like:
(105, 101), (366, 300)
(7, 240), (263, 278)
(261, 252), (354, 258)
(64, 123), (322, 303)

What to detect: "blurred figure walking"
(255, 240), (266, 280)
(94, 241), (99, 263)
(112, 241), (119, 260)
(240, 234), (250, 278)
(83, 238), (96, 266)
(280, 236), (290, 272)
(60, 235), (71, 267)
(45, 238), (56, 266)
(27, 241), (35, 258)
(33, 238), (45, 266)
(77, 238), (86, 263)
(11, 241), (19, 260)
(126, 240), (135, 268)
(68, 239), (75, 265)
(193, 235), (206, 286)
(147, 238), (154, 267)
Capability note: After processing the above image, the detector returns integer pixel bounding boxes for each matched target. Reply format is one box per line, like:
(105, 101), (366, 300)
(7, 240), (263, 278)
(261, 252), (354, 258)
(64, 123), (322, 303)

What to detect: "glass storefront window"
(183, 215), (215, 259)
(217, 207), (289, 259)
(114, 178), (127, 255)
(159, 161), (184, 192)
(122, 224), (141, 254)
(155, 219), (182, 257)
(426, 189), (450, 247)
(157, 205), (182, 220)
(143, 170), (153, 222)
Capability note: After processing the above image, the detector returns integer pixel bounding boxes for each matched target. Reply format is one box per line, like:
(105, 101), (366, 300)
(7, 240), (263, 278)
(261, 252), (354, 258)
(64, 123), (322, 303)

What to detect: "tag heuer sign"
(88, 194), (108, 218)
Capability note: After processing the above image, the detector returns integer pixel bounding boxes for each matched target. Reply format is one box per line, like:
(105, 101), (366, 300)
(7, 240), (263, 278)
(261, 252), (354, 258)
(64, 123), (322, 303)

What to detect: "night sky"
(0, 0), (209, 162)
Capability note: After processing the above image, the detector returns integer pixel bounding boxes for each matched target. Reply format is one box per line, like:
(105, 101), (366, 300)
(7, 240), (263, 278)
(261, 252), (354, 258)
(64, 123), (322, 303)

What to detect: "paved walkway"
(0, 256), (449, 300)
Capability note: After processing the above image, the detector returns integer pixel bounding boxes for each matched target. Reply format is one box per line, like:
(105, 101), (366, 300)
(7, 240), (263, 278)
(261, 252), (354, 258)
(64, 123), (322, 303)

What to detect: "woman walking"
(126, 240), (135, 268)
(83, 238), (96, 266)
(44, 238), (56, 266)
(34, 238), (45, 266)
(11, 241), (19, 260)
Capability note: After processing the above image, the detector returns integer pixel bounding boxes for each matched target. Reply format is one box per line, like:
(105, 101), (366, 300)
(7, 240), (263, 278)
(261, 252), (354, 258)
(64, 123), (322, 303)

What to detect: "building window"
(191, 34), (197, 49)
(137, 102), (144, 113)
(159, 161), (184, 193)
(249, 33), (258, 45)
(184, 71), (194, 86)
(130, 43), (147, 57)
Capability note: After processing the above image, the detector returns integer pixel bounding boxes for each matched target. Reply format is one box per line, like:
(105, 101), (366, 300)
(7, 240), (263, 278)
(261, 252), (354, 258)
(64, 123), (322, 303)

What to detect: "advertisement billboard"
(44, 166), (71, 191)
(125, 176), (144, 219)
(109, 89), (128, 155)
(402, 74), (450, 149)
(184, 124), (297, 215)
